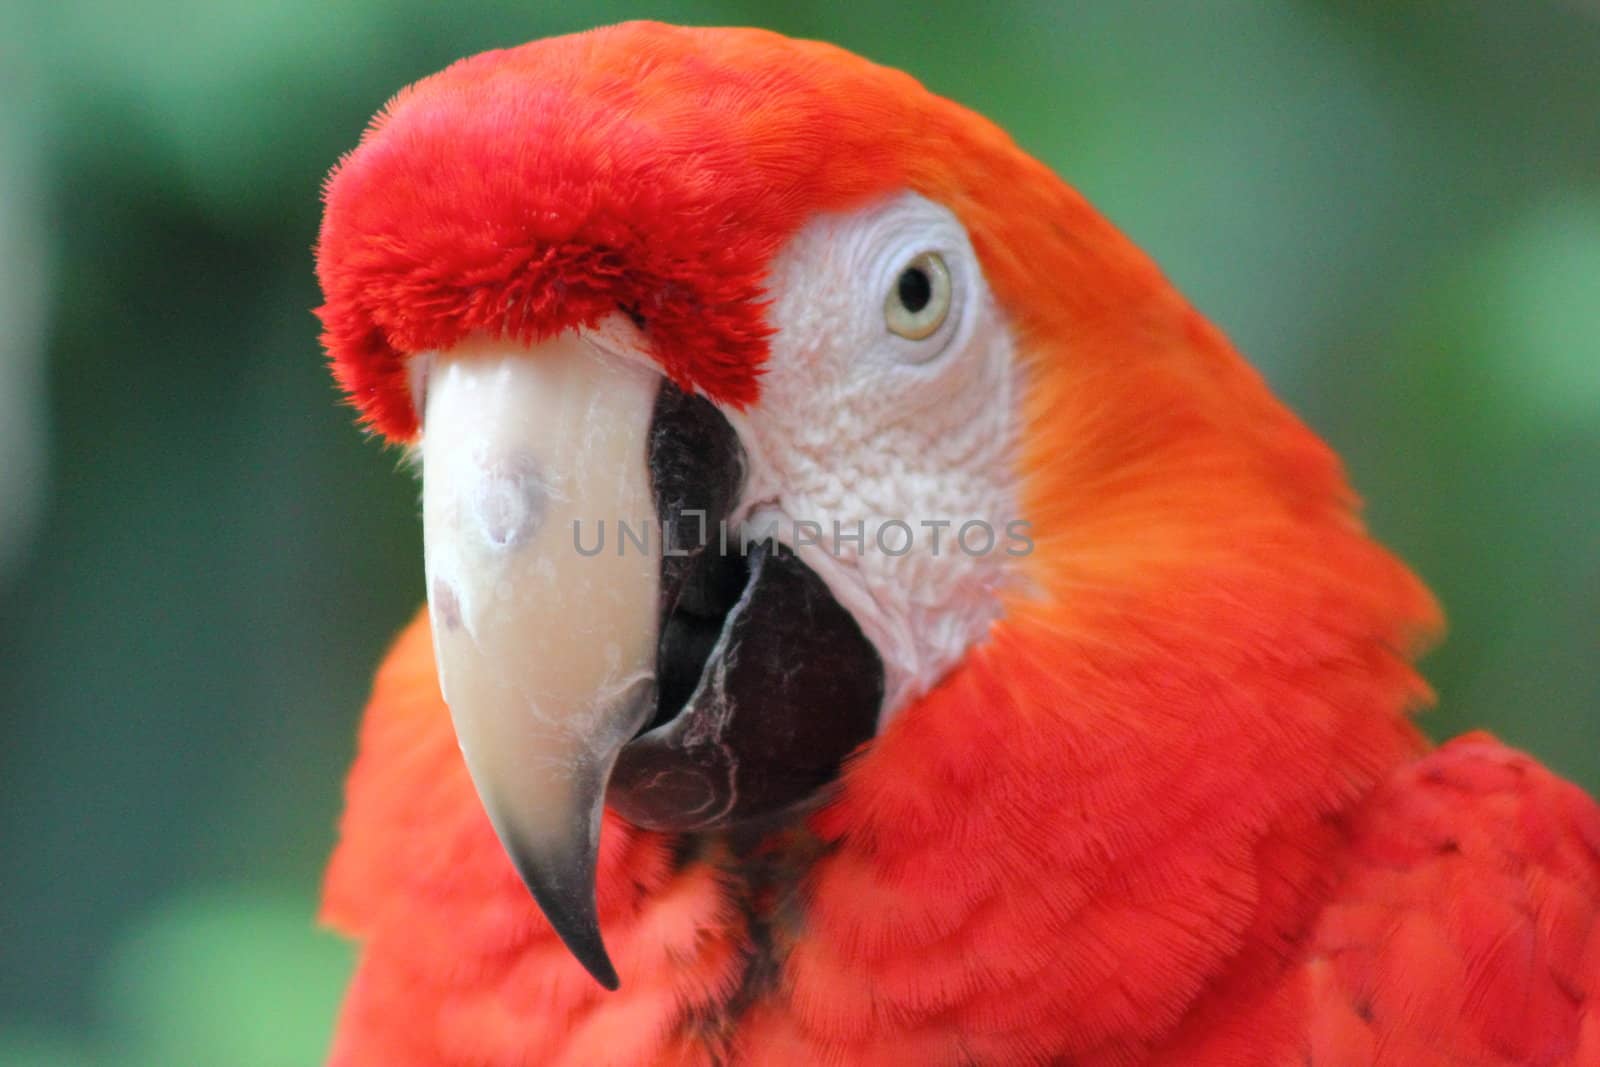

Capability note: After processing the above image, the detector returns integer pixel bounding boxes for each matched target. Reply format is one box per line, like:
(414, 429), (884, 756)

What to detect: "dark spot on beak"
(431, 577), (462, 631)
(471, 453), (550, 550)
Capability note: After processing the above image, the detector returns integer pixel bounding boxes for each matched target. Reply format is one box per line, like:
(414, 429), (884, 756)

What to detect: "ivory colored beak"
(420, 332), (661, 990)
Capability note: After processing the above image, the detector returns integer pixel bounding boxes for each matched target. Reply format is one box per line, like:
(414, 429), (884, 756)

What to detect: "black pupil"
(897, 266), (932, 314)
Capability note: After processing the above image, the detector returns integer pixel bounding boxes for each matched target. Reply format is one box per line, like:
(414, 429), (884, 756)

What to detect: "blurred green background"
(1, 1), (1596, 1063)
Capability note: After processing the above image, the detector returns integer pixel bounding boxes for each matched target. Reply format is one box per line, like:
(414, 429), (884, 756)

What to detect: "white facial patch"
(728, 192), (1023, 723)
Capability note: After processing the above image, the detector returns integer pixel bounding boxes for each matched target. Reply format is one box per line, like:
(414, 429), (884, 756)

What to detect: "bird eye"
(884, 251), (952, 341)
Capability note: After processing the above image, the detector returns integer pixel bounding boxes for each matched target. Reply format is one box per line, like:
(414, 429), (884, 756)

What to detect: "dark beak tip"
(509, 851), (622, 992)
(557, 911), (620, 991)
(593, 960), (622, 992)
(529, 880), (622, 991)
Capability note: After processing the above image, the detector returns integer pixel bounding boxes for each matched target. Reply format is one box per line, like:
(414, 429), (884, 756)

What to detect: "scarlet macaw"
(315, 22), (1599, 1066)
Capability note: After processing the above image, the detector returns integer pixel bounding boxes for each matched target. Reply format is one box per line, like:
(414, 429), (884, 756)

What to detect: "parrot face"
(409, 190), (1022, 986)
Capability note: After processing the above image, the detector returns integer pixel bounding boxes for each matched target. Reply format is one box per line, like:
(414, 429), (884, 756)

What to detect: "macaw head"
(317, 22), (1436, 989)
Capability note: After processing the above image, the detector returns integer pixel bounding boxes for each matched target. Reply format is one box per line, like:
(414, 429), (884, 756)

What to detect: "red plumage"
(316, 22), (1600, 1065)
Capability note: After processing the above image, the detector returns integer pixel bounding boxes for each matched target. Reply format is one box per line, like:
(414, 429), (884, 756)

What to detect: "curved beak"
(419, 332), (660, 990)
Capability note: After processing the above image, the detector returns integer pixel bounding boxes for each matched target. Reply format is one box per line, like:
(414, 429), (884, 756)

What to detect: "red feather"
(317, 22), (1599, 1065)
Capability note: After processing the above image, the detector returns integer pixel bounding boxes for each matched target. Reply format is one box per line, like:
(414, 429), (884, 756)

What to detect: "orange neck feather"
(737, 323), (1439, 1059)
